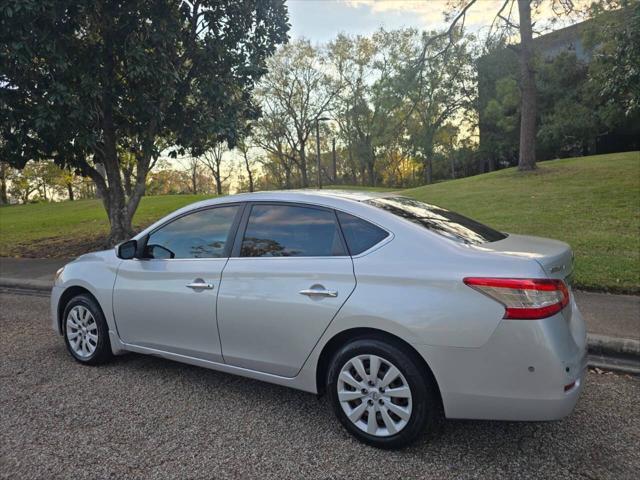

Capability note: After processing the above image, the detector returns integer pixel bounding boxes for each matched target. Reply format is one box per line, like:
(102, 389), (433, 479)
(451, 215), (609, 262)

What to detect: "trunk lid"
(476, 233), (574, 281)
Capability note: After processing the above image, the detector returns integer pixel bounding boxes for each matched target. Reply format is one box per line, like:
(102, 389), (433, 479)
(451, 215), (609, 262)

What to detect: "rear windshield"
(365, 196), (507, 245)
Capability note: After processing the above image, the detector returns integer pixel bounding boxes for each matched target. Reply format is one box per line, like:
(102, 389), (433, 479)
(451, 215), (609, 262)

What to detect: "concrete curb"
(587, 333), (640, 358)
(0, 278), (52, 292)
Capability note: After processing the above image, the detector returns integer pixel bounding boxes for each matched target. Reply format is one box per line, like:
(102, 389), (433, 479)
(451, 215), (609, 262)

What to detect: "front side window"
(241, 204), (346, 257)
(146, 206), (240, 259)
(337, 211), (389, 255)
(366, 196), (507, 245)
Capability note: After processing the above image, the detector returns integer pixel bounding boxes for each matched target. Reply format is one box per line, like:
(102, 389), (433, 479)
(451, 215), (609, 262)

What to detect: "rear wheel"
(327, 338), (440, 449)
(63, 294), (113, 365)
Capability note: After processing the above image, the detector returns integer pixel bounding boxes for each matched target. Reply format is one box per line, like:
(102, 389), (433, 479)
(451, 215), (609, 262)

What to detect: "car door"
(113, 204), (243, 362)
(217, 202), (356, 377)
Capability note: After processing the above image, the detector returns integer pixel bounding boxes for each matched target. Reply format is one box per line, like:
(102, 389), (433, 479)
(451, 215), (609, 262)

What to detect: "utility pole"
(315, 120), (322, 189)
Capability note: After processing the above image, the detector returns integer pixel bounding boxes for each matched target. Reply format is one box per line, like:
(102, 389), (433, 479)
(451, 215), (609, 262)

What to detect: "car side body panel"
(217, 256), (356, 377)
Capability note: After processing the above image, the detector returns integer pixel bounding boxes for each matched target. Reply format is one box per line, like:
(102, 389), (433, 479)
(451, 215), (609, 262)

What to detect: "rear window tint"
(365, 197), (507, 245)
(241, 204), (345, 257)
(337, 211), (389, 255)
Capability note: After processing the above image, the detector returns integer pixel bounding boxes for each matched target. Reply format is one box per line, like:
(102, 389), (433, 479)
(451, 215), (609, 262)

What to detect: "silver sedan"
(51, 191), (587, 448)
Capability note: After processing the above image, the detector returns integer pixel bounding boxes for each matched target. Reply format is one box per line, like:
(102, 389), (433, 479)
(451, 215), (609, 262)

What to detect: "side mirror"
(117, 239), (138, 259)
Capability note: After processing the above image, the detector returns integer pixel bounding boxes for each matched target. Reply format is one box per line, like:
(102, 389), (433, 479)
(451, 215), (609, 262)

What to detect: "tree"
(7, 162), (39, 203)
(481, 75), (521, 166)
(536, 52), (602, 157)
(401, 30), (475, 183)
(236, 141), (257, 192)
(327, 28), (474, 186)
(430, 0), (577, 171)
(257, 40), (341, 187)
(180, 157), (205, 195)
(0, 161), (9, 204)
(201, 145), (232, 195)
(252, 99), (299, 189)
(146, 168), (191, 196)
(586, 1), (640, 119)
(1, 0), (288, 243)
(57, 167), (79, 201)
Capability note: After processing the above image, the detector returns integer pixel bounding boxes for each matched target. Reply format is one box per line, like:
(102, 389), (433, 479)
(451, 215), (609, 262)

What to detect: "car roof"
(190, 189), (398, 208)
(245, 189), (394, 200)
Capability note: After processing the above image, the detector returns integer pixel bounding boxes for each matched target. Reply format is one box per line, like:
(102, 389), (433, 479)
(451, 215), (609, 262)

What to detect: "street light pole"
(315, 119), (322, 189)
(315, 116), (330, 189)
(332, 137), (337, 183)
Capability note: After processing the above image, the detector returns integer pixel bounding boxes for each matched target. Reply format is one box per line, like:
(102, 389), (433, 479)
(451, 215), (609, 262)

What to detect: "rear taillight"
(463, 277), (569, 320)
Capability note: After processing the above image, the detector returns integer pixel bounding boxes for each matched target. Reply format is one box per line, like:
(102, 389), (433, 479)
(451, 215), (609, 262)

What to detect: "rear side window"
(366, 196), (507, 245)
(241, 204), (346, 257)
(337, 211), (389, 255)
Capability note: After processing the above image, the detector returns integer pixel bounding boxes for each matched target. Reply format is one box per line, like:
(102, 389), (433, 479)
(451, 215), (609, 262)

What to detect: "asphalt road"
(1, 292), (638, 480)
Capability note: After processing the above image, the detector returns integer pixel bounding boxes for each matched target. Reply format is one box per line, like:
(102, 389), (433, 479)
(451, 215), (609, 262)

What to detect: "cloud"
(341, 0), (591, 34)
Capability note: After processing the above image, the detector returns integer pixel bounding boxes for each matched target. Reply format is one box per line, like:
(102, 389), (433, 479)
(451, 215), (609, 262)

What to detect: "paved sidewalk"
(574, 290), (639, 340)
(0, 257), (70, 283)
(1, 257), (638, 343)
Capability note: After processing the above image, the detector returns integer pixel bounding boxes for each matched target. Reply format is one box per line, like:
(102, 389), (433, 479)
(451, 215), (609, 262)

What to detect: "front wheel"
(63, 294), (113, 365)
(327, 338), (440, 449)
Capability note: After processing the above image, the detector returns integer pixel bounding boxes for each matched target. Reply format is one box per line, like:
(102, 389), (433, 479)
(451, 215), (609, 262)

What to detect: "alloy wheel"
(337, 354), (413, 437)
(66, 305), (98, 358)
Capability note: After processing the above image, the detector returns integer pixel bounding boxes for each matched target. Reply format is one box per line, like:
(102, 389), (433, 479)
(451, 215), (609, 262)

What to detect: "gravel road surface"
(1, 291), (638, 479)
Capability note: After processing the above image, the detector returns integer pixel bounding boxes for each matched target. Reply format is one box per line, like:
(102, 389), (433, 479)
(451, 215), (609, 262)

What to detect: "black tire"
(327, 338), (441, 449)
(62, 294), (113, 365)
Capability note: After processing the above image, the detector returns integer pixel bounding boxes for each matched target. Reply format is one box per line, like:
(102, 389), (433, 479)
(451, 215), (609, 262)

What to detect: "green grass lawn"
(1, 151), (638, 292)
(0, 194), (211, 258)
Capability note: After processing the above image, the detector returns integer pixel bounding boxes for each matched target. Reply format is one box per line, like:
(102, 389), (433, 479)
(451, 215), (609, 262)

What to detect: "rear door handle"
(299, 288), (338, 298)
(186, 281), (214, 290)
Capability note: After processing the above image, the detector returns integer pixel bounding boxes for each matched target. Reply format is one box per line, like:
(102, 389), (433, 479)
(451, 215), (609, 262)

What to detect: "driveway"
(1, 291), (638, 479)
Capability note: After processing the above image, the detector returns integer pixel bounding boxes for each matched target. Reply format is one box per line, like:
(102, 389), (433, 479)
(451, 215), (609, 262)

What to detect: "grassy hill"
(0, 151), (638, 292)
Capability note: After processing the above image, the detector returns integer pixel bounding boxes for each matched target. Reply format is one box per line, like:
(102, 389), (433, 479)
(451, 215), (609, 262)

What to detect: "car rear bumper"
(415, 297), (588, 421)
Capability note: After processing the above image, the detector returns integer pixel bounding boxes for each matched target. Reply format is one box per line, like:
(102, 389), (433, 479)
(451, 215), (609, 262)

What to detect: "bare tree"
(252, 101), (299, 189)
(201, 145), (232, 195)
(236, 141), (256, 193)
(180, 157), (203, 194)
(258, 40), (342, 187)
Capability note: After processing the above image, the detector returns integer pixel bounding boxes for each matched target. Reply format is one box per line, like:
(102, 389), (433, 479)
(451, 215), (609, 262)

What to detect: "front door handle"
(186, 281), (214, 290)
(299, 287), (338, 298)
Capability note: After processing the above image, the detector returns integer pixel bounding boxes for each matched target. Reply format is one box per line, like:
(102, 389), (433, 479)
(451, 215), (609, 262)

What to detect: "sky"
(287, 0), (589, 44)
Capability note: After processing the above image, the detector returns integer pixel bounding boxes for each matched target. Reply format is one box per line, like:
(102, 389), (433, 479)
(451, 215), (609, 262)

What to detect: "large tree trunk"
(366, 148), (376, 186)
(98, 20), (135, 246)
(244, 156), (254, 192)
(284, 165), (291, 189)
(423, 157), (433, 185)
(67, 182), (74, 201)
(0, 162), (8, 204)
(518, 0), (537, 171)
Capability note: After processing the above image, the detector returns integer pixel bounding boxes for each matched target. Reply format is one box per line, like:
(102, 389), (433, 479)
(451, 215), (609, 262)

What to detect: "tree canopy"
(0, 0), (289, 242)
